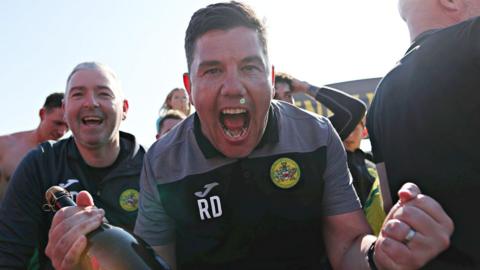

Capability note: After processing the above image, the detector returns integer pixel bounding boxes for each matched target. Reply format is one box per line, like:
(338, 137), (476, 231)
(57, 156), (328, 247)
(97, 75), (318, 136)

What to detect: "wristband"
(307, 85), (319, 97)
(367, 240), (378, 270)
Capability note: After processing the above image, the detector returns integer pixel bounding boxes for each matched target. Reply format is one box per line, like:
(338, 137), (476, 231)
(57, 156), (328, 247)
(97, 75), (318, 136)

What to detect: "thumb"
(76, 190), (94, 207)
(398, 182), (421, 203)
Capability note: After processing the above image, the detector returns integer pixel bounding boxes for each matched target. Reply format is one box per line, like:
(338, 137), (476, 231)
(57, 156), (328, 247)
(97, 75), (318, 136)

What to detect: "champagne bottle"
(45, 186), (171, 270)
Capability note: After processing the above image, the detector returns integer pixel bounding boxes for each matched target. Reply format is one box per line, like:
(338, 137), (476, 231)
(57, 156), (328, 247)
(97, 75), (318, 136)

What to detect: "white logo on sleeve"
(59, 179), (80, 199)
(194, 182), (222, 220)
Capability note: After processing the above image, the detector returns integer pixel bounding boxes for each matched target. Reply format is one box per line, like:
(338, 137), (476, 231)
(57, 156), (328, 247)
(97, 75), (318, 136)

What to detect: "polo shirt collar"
(194, 105), (279, 159)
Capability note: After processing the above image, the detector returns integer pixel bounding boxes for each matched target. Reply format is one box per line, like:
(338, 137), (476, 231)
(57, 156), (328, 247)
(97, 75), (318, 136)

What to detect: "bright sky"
(0, 0), (409, 148)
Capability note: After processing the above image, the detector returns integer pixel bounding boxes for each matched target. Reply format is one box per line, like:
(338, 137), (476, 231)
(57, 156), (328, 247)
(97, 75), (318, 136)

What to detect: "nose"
(220, 70), (245, 97)
(82, 91), (99, 108)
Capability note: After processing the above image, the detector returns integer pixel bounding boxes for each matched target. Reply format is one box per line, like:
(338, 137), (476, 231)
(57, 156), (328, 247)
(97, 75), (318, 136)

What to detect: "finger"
(405, 194), (454, 234)
(49, 205), (99, 234)
(60, 236), (88, 270)
(381, 219), (413, 243)
(76, 190), (94, 207)
(398, 182), (420, 203)
(391, 203), (438, 237)
(48, 208), (104, 260)
(374, 237), (403, 270)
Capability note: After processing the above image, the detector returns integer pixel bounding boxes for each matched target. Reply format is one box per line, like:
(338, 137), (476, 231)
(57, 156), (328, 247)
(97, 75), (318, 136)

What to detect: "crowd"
(1, 0), (478, 269)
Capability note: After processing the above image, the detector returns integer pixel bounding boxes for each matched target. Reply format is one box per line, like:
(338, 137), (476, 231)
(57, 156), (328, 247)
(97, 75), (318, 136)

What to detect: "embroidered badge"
(119, 189), (139, 212)
(270, 157), (301, 189)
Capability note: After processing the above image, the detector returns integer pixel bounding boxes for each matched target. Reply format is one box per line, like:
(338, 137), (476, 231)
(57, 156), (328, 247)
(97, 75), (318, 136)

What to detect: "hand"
(290, 77), (310, 93)
(45, 191), (105, 270)
(374, 183), (454, 269)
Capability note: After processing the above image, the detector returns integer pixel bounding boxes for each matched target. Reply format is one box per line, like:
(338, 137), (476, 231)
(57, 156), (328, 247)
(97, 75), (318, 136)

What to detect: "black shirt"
(367, 17), (480, 269)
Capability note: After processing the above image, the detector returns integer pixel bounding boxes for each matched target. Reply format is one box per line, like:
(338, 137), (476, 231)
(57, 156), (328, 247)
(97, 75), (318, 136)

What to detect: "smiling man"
(0, 62), (145, 269)
(45, 2), (452, 270)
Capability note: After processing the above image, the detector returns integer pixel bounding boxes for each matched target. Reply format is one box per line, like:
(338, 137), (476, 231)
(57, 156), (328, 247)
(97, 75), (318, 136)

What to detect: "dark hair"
(274, 72), (294, 90)
(185, 1), (268, 71)
(156, 109), (187, 133)
(43, 92), (64, 112)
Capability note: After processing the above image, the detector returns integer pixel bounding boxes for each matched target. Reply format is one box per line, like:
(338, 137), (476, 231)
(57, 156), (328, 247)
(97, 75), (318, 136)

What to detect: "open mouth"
(82, 116), (103, 126)
(220, 108), (249, 139)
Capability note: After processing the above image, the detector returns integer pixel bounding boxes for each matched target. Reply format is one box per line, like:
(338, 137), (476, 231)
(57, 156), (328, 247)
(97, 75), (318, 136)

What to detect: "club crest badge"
(119, 189), (139, 212)
(270, 157), (301, 189)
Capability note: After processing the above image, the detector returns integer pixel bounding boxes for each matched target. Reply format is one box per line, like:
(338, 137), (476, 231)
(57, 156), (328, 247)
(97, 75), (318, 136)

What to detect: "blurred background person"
(0, 92), (68, 202)
(274, 72), (365, 140)
(158, 88), (192, 117)
(155, 109), (186, 140)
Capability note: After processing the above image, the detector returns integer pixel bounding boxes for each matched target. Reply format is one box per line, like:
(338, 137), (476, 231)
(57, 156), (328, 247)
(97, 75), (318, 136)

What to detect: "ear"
(122, 99), (129, 121)
(271, 65), (276, 98)
(183, 73), (194, 106)
(39, 108), (46, 121)
(362, 126), (369, 139)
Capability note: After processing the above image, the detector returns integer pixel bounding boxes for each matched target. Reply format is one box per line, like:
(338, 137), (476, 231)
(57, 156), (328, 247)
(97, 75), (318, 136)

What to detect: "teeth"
(83, 117), (101, 121)
(223, 127), (247, 138)
(222, 108), (246, 114)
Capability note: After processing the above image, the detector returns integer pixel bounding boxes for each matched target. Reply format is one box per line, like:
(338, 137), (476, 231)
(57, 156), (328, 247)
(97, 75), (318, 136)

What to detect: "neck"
(406, 12), (460, 41)
(76, 138), (121, 168)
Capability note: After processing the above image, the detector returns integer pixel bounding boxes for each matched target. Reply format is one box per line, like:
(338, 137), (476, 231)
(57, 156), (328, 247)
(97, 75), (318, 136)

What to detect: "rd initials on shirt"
(197, 196), (222, 220)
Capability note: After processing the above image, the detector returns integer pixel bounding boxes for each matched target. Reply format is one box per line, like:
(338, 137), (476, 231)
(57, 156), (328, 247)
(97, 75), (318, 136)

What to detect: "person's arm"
(0, 150), (45, 269)
(325, 183), (453, 270)
(134, 151), (177, 269)
(291, 78), (366, 140)
(321, 120), (453, 269)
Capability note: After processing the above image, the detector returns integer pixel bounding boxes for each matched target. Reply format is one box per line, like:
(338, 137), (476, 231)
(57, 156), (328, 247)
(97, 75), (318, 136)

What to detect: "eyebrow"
(198, 60), (222, 70)
(241, 55), (265, 66)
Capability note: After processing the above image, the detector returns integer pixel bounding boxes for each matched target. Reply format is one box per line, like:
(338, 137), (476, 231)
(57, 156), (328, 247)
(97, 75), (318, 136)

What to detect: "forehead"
(172, 90), (186, 97)
(45, 107), (65, 119)
(275, 81), (291, 92)
(191, 26), (266, 68)
(67, 68), (118, 92)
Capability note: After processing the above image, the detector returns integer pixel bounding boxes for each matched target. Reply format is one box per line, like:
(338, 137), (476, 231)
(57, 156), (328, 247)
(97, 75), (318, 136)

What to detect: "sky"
(0, 1), (409, 148)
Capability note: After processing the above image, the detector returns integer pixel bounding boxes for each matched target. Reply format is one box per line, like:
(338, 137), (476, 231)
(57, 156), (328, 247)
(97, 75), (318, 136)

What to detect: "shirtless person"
(0, 92), (68, 201)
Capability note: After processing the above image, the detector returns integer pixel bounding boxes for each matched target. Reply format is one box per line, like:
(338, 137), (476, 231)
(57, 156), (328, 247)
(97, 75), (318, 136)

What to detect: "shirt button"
(243, 171), (251, 179)
(96, 190), (101, 196)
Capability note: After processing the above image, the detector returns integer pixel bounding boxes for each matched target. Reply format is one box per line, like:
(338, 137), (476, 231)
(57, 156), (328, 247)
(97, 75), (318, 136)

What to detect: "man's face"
(274, 81), (294, 104)
(343, 122), (365, 152)
(186, 26), (273, 158)
(40, 107), (68, 141)
(64, 68), (127, 150)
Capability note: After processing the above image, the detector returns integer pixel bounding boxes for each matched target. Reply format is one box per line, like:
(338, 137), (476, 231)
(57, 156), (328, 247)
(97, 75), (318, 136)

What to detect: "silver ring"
(404, 228), (416, 244)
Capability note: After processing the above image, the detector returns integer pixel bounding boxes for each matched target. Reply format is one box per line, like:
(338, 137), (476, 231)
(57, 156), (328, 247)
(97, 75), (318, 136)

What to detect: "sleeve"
(0, 150), (46, 269)
(321, 120), (361, 216)
(309, 85), (366, 140)
(134, 153), (175, 246)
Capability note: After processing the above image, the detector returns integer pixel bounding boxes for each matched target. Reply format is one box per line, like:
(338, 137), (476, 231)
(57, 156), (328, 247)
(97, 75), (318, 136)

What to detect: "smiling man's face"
(64, 68), (127, 150)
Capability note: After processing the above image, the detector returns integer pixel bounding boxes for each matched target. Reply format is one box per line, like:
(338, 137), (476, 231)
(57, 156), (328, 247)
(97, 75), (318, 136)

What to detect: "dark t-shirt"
(367, 17), (480, 269)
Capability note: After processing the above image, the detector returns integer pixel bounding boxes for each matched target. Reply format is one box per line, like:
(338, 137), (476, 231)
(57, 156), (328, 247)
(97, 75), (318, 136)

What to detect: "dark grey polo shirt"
(135, 101), (360, 269)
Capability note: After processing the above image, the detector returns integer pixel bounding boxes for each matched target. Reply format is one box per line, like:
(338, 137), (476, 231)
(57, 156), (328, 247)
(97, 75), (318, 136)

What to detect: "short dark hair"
(43, 92), (64, 112)
(156, 110), (187, 133)
(274, 72), (294, 90)
(185, 1), (268, 72)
